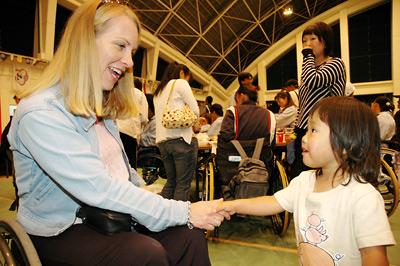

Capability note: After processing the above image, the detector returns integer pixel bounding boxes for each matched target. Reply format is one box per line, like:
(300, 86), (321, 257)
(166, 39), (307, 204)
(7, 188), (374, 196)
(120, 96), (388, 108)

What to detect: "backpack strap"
(231, 140), (248, 159)
(227, 106), (239, 139)
(252, 138), (264, 160)
(234, 106), (239, 140)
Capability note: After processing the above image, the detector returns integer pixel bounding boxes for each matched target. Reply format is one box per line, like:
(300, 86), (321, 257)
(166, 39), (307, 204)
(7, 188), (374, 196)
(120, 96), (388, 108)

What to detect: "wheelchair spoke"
(379, 152), (400, 217)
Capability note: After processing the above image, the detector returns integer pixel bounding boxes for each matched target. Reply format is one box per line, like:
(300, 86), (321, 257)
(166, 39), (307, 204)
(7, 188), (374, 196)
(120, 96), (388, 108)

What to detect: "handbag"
(162, 80), (198, 129)
(77, 205), (138, 235)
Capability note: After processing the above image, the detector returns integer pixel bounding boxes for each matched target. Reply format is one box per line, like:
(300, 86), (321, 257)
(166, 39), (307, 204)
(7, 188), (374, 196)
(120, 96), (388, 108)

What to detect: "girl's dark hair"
(373, 96), (394, 112)
(309, 96), (380, 186)
(210, 103), (223, 116)
(275, 91), (294, 108)
(154, 62), (191, 96)
(302, 22), (334, 56)
(237, 72), (253, 84)
(236, 86), (258, 103)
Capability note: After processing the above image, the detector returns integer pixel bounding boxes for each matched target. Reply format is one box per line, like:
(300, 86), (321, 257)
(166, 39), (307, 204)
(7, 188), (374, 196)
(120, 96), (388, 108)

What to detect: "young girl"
(218, 96), (395, 265)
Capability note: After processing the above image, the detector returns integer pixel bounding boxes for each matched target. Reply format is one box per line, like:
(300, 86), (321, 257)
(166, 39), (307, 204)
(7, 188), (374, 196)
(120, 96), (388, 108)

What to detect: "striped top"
(296, 54), (346, 129)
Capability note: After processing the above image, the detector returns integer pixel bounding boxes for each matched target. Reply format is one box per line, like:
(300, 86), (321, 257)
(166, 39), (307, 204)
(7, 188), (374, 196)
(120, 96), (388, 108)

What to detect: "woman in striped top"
(290, 21), (346, 179)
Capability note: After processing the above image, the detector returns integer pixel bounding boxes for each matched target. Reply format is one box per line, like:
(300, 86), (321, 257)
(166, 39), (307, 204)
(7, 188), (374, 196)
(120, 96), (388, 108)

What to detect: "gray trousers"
(158, 137), (198, 201)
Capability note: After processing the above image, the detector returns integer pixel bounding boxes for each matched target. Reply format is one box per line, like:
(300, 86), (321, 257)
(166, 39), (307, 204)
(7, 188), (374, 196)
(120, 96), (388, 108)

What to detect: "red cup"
(277, 132), (284, 143)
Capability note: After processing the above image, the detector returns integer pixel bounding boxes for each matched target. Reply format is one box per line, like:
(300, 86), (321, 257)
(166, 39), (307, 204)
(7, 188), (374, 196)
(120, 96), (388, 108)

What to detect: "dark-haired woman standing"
(291, 21), (346, 179)
(154, 62), (199, 201)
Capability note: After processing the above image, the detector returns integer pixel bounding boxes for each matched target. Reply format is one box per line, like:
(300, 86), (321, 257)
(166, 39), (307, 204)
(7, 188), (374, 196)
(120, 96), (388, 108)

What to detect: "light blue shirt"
(8, 85), (189, 236)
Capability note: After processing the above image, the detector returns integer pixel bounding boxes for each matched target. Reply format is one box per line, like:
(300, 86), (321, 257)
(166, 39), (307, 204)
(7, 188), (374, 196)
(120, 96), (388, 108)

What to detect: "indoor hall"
(1, 0), (400, 265)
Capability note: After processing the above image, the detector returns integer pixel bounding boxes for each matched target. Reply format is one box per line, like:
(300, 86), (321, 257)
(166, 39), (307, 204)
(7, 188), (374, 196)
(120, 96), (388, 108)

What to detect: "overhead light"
(283, 6), (293, 16)
(0, 53), (7, 61)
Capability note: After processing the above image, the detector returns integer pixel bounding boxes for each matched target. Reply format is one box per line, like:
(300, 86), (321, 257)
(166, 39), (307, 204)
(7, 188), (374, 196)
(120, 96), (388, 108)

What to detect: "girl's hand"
(216, 201), (236, 216)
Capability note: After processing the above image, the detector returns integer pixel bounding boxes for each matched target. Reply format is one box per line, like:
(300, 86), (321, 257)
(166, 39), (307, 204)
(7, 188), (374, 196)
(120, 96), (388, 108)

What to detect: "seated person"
(219, 86), (276, 144)
(208, 103), (224, 138)
(217, 86), (276, 199)
(193, 116), (210, 134)
(392, 96), (400, 144)
(274, 91), (297, 128)
(140, 94), (156, 148)
(283, 79), (299, 107)
(371, 96), (396, 141)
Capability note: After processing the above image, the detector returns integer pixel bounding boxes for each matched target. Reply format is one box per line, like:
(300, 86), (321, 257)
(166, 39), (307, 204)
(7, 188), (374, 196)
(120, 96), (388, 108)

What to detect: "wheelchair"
(0, 219), (41, 265)
(195, 148), (216, 202)
(208, 137), (290, 236)
(379, 146), (400, 217)
(136, 146), (166, 185)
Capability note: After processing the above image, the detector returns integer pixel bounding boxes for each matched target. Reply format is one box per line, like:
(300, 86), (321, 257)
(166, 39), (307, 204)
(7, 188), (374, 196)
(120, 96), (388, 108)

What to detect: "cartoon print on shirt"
(298, 213), (344, 266)
(304, 213), (328, 244)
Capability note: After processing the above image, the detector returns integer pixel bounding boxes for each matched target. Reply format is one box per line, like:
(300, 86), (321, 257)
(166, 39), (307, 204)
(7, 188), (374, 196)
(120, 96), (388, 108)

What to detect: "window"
(133, 47), (145, 77)
(54, 5), (72, 49)
(348, 2), (391, 82)
(266, 47), (297, 90)
(156, 57), (169, 81)
(331, 22), (341, 58)
(189, 79), (203, 89)
(0, 0), (37, 56)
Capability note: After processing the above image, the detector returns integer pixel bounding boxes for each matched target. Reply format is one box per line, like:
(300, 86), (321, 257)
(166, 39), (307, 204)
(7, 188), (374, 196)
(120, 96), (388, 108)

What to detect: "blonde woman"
(8, 0), (226, 264)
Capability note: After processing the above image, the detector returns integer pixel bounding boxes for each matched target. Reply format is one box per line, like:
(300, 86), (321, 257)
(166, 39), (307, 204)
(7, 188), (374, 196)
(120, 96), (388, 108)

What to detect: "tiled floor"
(1, 176), (399, 265)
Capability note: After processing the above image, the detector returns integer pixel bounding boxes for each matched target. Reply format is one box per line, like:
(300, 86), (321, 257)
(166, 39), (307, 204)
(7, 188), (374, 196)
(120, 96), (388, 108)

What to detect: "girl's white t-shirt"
(275, 171), (395, 265)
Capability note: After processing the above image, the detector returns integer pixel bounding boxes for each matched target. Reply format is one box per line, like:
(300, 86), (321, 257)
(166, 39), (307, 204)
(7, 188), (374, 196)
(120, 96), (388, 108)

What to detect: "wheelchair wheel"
(142, 167), (163, 185)
(199, 161), (215, 201)
(270, 160), (290, 236)
(0, 219), (41, 266)
(379, 157), (399, 217)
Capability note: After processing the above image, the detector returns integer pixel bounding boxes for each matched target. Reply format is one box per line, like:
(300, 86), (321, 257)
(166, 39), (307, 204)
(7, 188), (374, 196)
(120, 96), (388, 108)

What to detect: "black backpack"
(228, 138), (270, 199)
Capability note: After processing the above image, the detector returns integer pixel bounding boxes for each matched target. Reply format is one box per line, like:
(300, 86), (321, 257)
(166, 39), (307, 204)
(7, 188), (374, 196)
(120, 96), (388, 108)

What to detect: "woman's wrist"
(187, 202), (194, 229)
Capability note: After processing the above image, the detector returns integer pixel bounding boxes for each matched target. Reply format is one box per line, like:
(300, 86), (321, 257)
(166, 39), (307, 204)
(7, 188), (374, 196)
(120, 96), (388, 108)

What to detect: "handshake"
(188, 199), (236, 230)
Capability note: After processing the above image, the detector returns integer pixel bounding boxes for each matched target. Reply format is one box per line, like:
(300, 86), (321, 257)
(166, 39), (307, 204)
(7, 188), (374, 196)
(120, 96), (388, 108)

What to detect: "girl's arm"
(217, 196), (284, 216)
(360, 246), (389, 266)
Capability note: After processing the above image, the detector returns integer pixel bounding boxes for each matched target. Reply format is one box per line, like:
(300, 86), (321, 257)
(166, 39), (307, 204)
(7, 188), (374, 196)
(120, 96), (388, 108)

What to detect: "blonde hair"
(16, 0), (141, 119)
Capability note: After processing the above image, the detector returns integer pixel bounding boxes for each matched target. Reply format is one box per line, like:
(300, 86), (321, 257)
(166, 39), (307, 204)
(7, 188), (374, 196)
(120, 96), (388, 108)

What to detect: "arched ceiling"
(129, 0), (347, 88)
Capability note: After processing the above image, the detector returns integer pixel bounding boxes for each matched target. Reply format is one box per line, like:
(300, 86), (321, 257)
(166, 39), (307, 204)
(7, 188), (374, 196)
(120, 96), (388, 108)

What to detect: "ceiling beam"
(185, 0), (238, 56)
(209, 0), (291, 73)
(304, 0), (312, 17)
(154, 0), (186, 35)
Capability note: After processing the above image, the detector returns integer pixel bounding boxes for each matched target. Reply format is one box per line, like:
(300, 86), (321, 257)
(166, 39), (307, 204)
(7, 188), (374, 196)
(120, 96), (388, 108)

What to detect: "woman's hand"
(189, 199), (230, 230)
(302, 47), (313, 57)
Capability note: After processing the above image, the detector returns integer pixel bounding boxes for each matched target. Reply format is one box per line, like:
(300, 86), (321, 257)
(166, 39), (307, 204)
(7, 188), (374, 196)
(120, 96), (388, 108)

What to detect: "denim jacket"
(8, 85), (189, 236)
